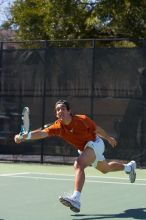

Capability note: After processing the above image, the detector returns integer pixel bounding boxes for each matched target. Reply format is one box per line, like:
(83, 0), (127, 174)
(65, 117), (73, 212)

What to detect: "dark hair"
(55, 100), (70, 111)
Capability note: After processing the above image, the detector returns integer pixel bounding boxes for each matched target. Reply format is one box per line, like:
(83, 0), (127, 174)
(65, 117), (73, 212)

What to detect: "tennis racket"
(19, 106), (30, 139)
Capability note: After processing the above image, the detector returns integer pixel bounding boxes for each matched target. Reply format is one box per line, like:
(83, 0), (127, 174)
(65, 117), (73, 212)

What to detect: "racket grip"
(26, 132), (31, 140)
(18, 134), (23, 140)
(18, 132), (31, 141)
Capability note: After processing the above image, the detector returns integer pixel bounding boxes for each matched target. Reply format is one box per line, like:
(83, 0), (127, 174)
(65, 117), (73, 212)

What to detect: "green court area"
(0, 162), (145, 220)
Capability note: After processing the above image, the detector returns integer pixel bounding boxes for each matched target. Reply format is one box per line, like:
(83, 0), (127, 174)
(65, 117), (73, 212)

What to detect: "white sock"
(124, 164), (131, 173)
(71, 191), (81, 201)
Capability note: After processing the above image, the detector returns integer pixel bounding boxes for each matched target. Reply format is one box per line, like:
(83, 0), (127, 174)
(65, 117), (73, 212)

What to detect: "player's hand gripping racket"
(14, 107), (31, 143)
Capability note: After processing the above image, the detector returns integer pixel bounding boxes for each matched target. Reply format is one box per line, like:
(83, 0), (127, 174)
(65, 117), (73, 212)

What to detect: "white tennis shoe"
(126, 160), (136, 183)
(59, 196), (80, 213)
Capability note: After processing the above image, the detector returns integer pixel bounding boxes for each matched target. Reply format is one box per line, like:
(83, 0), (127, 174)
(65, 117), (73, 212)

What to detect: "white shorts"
(85, 136), (105, 168)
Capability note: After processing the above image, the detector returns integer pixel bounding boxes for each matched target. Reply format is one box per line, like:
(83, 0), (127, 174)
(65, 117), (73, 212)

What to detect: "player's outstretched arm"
(14, 130), (48, 144)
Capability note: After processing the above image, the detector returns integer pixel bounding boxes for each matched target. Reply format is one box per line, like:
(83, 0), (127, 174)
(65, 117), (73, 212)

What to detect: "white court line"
(0, 172), (30, 176)
(26, 172), (146, 181)
(0, 172), (145, 185)
(5, 174), (146, 186)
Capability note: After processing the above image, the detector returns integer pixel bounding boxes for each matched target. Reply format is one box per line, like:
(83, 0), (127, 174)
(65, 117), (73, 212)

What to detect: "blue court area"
(0, 163), (145, 220)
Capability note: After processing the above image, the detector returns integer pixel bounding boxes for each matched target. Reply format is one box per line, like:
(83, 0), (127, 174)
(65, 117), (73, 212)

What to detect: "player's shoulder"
(54, 119), (62, 126)
(74, 114), (94, 128)
(45, 119), (61, 128)
(74, 114), (90, 120)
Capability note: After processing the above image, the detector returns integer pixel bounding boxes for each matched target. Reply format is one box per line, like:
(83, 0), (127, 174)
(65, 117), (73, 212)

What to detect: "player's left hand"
(107, 137), (117, 148)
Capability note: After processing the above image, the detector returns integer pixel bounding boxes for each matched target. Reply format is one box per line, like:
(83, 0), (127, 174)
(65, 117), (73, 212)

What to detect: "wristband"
(18, 134), (23, 140)
(26, 132), (31, 140)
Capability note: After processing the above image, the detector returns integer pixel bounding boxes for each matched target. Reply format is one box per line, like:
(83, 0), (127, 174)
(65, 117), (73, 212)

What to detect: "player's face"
(55, 104), (71, 121)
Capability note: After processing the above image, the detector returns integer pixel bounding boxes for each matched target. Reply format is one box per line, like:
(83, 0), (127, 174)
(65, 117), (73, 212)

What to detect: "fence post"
(0, 42), (3, 91)
(0, 42), (3, 105)
(140, 39), (146, 167)
(40, 40), (48, 163)
(90, 39), (95, 119)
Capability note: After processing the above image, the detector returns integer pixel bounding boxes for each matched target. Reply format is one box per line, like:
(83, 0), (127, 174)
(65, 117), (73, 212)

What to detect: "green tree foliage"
(7, 0), (90, 40)
(4, 0), (146, 40)
(92, 0), (146, 38)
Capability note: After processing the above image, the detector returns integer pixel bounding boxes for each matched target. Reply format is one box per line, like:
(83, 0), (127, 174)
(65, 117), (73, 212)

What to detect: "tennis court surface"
(0, 162), (145, 220)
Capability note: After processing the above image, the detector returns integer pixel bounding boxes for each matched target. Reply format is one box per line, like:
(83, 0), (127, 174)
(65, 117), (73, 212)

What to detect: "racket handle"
(17, 132), (31, 141)
(18, 134), (23, 140)
(26, 132), (31, 140)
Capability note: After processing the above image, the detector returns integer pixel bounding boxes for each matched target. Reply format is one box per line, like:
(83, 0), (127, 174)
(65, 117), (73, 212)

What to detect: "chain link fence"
(0, 39), (146, 166)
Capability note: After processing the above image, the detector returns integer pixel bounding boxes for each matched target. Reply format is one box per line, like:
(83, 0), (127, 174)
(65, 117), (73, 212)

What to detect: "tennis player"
(14, 99), (136, 213)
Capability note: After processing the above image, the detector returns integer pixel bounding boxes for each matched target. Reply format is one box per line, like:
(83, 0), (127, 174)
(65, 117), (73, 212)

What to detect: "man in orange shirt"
(14, 99), (136, 213)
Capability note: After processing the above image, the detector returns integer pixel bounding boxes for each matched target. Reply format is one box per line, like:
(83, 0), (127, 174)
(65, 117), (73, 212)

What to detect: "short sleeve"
(43, 121), (61, 136)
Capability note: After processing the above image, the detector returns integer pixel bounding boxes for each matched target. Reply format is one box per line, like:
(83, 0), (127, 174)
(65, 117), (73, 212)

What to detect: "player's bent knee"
(74, 160), (78, 169)
(74, 159), (85, 170)
(99, 169), (108, 174)
(96, 161), (110, 174)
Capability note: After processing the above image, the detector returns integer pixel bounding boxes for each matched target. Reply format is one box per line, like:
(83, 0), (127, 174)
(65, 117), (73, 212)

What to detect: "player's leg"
(59, 146), (96, 213)
(96, 160), (124, 173)
(83, 136), (137, 183)
(84, 136), (137, 183)
(74, 146), (96, 192)
(96, 159), (136, 183)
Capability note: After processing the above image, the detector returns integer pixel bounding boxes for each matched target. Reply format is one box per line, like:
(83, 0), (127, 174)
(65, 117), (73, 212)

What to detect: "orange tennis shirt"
(43, 115), (97, 151)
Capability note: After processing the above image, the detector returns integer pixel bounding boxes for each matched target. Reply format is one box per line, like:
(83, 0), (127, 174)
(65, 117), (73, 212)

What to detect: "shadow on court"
(71, 208), (146, 220)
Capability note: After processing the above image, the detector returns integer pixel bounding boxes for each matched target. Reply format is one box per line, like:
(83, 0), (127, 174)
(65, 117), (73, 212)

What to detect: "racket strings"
(20, 107), (30, 135)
